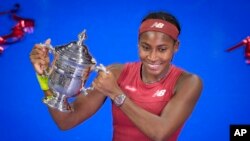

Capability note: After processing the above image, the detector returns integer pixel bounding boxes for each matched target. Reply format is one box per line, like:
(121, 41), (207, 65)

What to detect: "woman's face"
(139, 31), (179, 79)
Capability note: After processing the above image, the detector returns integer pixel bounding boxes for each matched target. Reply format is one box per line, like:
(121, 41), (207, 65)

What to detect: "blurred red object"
(226, 36), (250, 64)
(0, 3), (35, 54)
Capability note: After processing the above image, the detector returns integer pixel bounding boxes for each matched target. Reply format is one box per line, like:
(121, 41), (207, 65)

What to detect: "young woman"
(30, 11), (202, 141)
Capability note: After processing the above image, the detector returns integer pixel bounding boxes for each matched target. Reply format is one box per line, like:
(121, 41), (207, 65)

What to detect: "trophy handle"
(39, 43), (57, 77)
(94, 64), (108, 73)
(80, 64), (109, 96)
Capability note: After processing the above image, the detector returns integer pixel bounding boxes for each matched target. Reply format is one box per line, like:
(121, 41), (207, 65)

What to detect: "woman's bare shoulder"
(181, 72), (202, 84)
(175, 71), (203, 97)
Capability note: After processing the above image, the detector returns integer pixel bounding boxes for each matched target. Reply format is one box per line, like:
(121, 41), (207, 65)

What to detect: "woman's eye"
(141, 45), (150, 51)
(159, 48), (167, 52)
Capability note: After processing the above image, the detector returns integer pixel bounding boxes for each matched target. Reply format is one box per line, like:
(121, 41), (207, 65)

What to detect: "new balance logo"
(151, 22), (165, 28)
(152, 89), (166, 97)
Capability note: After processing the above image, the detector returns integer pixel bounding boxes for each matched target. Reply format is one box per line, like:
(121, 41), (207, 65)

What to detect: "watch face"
(114, 94), (126, 106)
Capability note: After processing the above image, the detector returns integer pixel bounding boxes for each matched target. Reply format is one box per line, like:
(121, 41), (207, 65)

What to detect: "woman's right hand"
(29, 39), (51, 75)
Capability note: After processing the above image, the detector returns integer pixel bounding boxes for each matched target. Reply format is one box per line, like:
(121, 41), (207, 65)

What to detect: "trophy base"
(42, 92), (72, 112)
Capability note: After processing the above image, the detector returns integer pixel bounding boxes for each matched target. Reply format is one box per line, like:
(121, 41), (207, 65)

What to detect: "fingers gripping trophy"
(39, 30), (107, 112)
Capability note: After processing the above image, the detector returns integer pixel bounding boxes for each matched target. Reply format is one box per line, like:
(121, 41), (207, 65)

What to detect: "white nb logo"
(151, 22), (165, 28)
(152, 89), (166, 97)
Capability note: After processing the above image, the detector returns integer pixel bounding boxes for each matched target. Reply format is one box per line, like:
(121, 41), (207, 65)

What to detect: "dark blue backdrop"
(1, 0), (249, 141)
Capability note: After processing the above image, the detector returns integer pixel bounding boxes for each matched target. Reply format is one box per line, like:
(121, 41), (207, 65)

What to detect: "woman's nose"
(148, 50), (158, 61)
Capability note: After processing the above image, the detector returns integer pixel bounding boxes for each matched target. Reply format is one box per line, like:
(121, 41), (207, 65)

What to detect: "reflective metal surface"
(42, 30), (106, 112)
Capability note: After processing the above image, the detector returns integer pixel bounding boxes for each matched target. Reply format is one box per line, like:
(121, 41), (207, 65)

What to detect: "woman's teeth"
(148, 64), (161, 70)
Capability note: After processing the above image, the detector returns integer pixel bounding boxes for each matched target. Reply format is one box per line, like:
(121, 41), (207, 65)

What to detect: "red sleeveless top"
(112, 62), (184, 141)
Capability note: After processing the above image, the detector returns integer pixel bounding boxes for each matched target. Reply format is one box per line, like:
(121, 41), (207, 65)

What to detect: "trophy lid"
(55, 30), (96, 65)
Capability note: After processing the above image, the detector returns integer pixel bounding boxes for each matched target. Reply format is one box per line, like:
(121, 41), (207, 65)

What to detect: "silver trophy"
(41, 30), (107, 112)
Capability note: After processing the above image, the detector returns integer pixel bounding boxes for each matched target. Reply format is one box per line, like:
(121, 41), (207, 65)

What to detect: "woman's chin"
(146, 67), (162, 76)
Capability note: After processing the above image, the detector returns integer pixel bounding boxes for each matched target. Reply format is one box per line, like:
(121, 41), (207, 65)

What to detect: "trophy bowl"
(41, 30), (107, 112)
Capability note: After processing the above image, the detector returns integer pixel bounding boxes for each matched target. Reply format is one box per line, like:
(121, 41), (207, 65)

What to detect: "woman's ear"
(174, 40), (180, 53)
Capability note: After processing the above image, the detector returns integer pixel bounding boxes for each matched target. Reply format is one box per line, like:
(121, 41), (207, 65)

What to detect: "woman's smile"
(146, 62), (162, 71)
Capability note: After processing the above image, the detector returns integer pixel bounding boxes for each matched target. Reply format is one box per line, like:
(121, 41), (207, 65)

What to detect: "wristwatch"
(113, 94), (126, 107)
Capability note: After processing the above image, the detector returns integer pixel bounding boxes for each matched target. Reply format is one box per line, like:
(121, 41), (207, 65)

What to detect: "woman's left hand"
(92, 70), (122, 99)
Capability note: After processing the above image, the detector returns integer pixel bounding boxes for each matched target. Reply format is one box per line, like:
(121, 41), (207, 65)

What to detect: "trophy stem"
(43, 92), (72, 112)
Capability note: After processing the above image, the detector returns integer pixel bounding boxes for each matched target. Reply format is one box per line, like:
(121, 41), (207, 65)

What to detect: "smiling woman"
(29, 11), (203, 141)
(139, 31), (178, 83)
